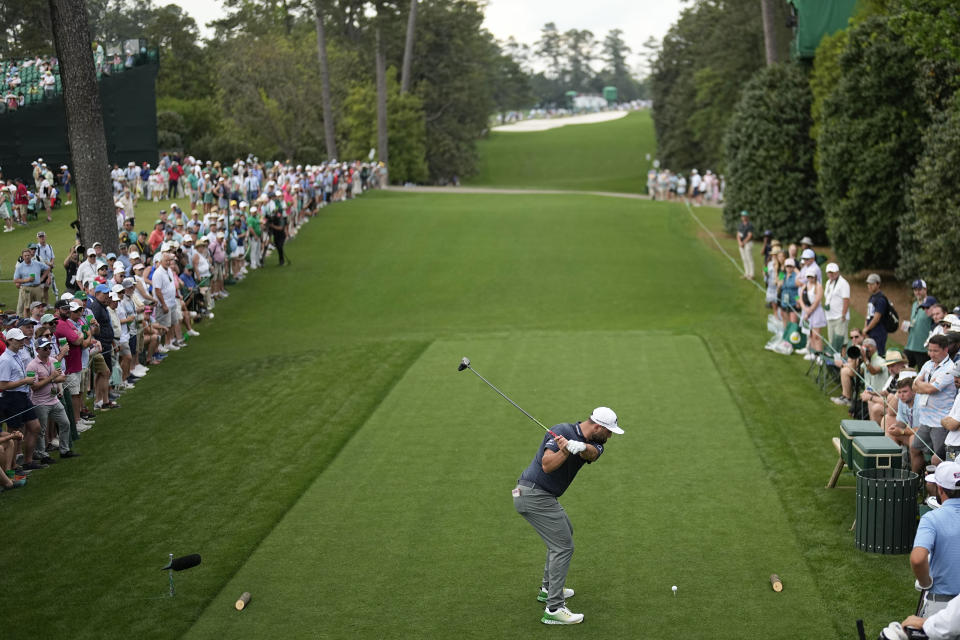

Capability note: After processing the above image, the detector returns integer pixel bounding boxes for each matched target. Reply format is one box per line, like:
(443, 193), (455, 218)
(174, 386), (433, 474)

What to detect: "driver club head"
(457, 357), (471, 372)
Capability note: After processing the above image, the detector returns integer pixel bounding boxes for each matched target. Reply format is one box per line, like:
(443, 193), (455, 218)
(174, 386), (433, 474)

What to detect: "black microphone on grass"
(161, 553), (202, 571)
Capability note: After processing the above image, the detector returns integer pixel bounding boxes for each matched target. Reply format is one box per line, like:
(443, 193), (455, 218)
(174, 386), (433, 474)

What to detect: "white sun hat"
(590, 407), (623, 434)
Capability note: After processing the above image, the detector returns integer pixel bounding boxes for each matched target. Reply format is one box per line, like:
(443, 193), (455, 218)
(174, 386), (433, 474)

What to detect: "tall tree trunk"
(400, 0), (417, 94)
(760, 0), (779, 66)
(314, 0), (338, 159)
(48, 0), (117, 252)
(375, 25), (388, 181)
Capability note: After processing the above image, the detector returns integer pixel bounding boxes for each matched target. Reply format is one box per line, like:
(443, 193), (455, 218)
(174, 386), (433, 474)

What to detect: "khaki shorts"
(155, 307), (173, 328)
(64, 371), (81, 395)
(118, 340), (131, 357)
(92, 353), (109, 375)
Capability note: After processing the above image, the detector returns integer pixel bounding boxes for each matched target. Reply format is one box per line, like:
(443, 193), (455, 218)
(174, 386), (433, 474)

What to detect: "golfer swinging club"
(513, 406), (624, 625)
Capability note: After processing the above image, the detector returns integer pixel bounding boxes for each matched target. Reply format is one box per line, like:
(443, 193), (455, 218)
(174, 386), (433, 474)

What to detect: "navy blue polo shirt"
(518, 422), (604, 497)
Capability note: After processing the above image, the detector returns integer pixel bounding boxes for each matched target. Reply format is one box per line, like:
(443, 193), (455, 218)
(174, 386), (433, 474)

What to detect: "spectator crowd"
(646, 165), (725, 206)
(0, 153), (383, 494)
(751, 226), (960, 638)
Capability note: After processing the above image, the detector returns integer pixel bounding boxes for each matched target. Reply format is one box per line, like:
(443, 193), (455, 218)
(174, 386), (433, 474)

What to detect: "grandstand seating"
(1, 45), (158, 113)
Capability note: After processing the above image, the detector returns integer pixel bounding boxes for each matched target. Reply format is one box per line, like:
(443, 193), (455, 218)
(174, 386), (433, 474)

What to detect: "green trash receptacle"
(855, 468), (919, 554)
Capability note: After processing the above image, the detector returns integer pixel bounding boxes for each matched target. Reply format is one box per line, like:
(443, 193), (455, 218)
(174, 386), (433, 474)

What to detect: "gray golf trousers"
(514, 481), (574, 610)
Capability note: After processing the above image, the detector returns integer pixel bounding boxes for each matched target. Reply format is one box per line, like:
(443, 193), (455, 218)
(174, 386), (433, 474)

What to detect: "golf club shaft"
(464, 366), (559, 439)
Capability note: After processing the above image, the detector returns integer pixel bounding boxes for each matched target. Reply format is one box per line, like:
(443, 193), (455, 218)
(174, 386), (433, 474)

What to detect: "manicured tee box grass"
(468, 110), (656, 194)
(183, 333), (826, 639)
(5, 191), (914, 638)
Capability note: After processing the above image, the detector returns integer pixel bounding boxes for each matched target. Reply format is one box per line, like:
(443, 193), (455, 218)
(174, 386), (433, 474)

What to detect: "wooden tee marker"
(235, 592), (252, 610)
(770, 574), (783, 592)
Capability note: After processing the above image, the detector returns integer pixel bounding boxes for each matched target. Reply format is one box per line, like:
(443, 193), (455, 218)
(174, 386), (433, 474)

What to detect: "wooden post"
(770, 574), (783, 592)
(235, 592), (252, 610)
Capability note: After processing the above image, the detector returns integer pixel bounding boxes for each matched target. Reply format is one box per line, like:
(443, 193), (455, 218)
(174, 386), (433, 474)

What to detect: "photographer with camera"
(832, 330), (867, 408)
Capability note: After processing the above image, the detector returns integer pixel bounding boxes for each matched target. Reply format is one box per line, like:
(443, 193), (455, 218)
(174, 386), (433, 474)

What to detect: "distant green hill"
(468, 110), (656, 193)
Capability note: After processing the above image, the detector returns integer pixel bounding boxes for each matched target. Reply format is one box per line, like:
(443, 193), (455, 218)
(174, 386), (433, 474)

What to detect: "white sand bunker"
(492, 110), (629, 133)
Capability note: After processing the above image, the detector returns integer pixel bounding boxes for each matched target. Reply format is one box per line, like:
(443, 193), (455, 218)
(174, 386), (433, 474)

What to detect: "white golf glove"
(565, 440), (586, 455)
(881, 622), (908, 640)
(915, 579), (933, 592)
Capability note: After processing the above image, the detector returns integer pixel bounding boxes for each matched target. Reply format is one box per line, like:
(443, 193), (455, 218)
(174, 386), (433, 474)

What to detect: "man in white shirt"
(823, 262), (851, 350)
(151, 252), (180, 349)
(75, 248), (99, 290)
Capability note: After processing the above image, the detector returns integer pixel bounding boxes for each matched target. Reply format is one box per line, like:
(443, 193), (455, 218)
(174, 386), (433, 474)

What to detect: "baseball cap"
(943, 314), (960, 326)
(94, 284), (110, 294)
(86, 248), (96, 256)
(36, 231), (45, 237)
(40, 313), (55, 323)
(926, 461), (960, 490)
(29, 301), (44, 309)
(111, 284), (124, 294)
(784, 258), (796, 267)
(739, 210), (749, 217)
(106, 252), (116, 260)
(36, 337), (53, 349)
(133, 263), (145, 271)
(590, 407), (623, 434)
(4, 328), (25, 341)
(799, 236), (814, 245)
(129, 251), (140, 259)
(866, 273), (881, 284)
(800, 248), (815, 260)
(899, 370), (918, 382)
(16, 318), (36, 327)
(59, 292), (74, 300)
(122, 278), (135, 288)
(912, 279), (928, 290)
(825, 262), (839, 273)
(54, 298), (70, 309)
(68, 301), (82, 311)
(920, 296), (938, 309)
(108, 292), (120, 302)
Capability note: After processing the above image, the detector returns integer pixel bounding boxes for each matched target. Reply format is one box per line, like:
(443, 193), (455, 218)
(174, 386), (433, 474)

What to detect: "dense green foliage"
(722, 63), (823, 240)
(808, 29), (848, 172)
(817, 15), (928, 272)
(906, 95), (960, 302)
(649, 0), (790, 173)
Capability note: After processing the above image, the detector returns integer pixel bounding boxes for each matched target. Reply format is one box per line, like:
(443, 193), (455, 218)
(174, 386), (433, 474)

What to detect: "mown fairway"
(468, 110), (655, 193)
(4, 113), (914, 639)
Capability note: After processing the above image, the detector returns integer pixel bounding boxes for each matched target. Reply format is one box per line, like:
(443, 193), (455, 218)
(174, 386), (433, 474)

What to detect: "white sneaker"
(189, 311), (198, 318)
(795, 348), (809, 356)
(541, 606), (583, 625)
(122, 382), (135, 390)
(157, 345), (169, 353)
(187, 329), (200, 337)
(803, 353), (816, 361)
(76, 422), (93, 433)
(49, 437), (60, 448)
(166, 343), (180, 351)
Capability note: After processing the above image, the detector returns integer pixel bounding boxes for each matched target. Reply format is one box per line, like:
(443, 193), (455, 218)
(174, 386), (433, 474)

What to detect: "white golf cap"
(825, 262), (839, 273)
(898, 370), (918, 382)
(800, 248), (815, 260)
(4, 328), (25, 341)
(926, 461), (960, 490)
(590, 407), (623, 434)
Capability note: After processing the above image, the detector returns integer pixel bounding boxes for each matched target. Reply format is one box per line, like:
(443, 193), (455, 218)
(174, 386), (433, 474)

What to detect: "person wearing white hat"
(0, 328), (46, 469)
(797, 247), (821, 284)
(823, 263), (850, 350)
(513, 407), (624, 625)
(911, 461), (960, 619)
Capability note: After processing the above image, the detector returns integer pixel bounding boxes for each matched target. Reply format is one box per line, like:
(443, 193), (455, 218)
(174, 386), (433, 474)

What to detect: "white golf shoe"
(541, 605), (583, 625)
(537, 587), (575, 603)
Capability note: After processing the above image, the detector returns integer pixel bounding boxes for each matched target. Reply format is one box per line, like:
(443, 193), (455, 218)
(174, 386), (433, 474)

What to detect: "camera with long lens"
(847, 345), (862, 360)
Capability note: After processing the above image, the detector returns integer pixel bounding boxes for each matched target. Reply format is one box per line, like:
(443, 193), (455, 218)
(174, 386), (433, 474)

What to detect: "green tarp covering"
(788, 0), (858, 59)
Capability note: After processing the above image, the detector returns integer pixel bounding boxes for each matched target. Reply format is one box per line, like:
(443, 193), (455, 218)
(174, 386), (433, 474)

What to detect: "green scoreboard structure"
(787, 0), (858, 59)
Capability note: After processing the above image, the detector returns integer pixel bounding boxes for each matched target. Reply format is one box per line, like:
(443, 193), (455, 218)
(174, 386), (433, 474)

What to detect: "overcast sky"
(168, 0), (684, 73)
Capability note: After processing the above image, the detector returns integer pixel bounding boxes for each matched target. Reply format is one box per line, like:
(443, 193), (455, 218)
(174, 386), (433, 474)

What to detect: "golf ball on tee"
(672, 585), (677, 593)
